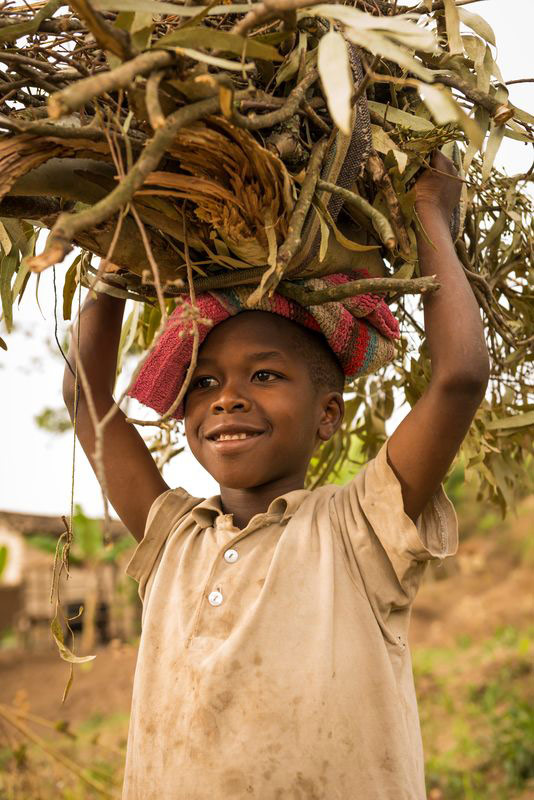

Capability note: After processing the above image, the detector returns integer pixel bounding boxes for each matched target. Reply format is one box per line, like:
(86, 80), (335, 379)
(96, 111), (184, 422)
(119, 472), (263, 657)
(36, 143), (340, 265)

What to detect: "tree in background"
(28, 505), (133, 653)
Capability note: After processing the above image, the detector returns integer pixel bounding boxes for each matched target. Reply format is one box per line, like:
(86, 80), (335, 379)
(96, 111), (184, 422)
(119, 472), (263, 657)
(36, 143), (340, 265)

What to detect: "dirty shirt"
(123, 442), (457, 800)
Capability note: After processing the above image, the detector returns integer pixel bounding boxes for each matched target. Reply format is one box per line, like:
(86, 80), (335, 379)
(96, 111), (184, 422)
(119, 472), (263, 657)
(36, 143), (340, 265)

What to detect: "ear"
(317, 392), (344, 442)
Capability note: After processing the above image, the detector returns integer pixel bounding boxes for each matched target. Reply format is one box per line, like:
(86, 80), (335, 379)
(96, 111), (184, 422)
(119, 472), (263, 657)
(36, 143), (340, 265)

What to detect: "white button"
(208, 590), (223, 606)
(224, 549), (239, 564)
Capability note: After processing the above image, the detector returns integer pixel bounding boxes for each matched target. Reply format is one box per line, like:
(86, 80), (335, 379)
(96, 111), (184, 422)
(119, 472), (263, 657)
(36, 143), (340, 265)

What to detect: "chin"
(211, 468), (272, 491)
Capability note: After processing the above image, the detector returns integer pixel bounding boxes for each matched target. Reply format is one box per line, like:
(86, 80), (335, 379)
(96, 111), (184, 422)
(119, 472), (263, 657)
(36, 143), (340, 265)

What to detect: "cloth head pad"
(128, 273), (399, 420)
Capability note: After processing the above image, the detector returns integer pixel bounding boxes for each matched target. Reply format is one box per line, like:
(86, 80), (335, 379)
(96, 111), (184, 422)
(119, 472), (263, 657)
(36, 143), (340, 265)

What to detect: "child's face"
(184, 312), (343, 491)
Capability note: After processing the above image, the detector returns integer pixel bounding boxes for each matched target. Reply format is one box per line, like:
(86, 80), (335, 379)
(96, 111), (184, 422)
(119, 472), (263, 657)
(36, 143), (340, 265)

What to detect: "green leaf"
(156, 27), (282, 61)
(275, 32), (309, 86)
(371, 125), (407, 173)
(0, 545), (8, 578)
(443, 0), (463, 55)
(2, 220), (29, 257)
(11, 256), (31, 304)
(0, 221), (12, 255)
(94, 0), (254, 17)
(458, 7), (496, 46)
(306, 6), (436, 50)
(345, 27), (434, 81)
(155, 43), (254, 71)
(117, 302), (140, 372)
(73, 505), (104, 561)
(62, 256), (81, 321)
(482, 123), (505, 181)
(0, 0), (61, 44)
(367, 101), (434, 131)
(51, 614), (96, 665)
(318, 31), (353, 136)
(418, 82), (459, 125)
(313, 203), (330, 263)
(0, 252), (18, 333)
(486, 411), (534, 431)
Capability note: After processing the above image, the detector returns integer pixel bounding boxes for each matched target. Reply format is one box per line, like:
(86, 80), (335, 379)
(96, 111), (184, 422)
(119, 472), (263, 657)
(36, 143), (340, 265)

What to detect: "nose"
(210, 385), (252, 415)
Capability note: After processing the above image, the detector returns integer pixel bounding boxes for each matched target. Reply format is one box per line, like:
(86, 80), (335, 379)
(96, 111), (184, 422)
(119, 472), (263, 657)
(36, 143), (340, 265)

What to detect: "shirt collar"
(191, 489), (311, 530)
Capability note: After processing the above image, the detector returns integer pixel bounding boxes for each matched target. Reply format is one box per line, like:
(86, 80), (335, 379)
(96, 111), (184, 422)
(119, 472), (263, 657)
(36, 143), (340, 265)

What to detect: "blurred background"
(1, 1), (533, 799)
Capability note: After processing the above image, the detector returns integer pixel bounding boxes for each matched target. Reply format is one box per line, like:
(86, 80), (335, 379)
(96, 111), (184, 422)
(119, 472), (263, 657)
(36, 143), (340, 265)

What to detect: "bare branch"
(68, 0), (133, 60)
(231, 68), (318, 130)
(29, 93), (246, 272)
(279, 275), (440, 306)
(48, 50), (175, 120)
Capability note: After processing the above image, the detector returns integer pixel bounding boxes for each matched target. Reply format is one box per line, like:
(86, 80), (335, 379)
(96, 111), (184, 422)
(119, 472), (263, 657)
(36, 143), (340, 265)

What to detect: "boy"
(63, 152), (489, 799)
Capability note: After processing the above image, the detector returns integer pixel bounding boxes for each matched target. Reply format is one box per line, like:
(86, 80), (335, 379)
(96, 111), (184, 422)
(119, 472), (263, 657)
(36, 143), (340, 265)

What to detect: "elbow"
(434, 361), (489, 402)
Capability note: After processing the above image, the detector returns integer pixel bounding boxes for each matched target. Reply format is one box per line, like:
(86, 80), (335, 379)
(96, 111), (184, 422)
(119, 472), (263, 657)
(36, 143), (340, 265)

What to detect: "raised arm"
(387, 152), (490, 521)
(63, 290), (169, 541)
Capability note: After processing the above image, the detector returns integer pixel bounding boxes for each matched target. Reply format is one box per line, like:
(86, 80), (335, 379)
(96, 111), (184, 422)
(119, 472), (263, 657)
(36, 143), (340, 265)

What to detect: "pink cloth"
(129, 274), (399, 419)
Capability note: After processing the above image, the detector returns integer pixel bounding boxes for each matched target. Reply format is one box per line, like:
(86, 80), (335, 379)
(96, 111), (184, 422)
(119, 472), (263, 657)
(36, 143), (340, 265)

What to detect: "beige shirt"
(123, 442), (457, 800)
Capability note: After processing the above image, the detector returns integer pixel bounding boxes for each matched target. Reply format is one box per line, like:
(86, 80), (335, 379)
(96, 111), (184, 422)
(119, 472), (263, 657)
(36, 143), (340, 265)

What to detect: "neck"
(219, 473), (306, 529)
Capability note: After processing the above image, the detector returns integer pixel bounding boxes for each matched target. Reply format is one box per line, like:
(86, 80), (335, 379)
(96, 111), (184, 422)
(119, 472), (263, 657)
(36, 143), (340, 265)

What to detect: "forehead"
(197, 311), (303, 362)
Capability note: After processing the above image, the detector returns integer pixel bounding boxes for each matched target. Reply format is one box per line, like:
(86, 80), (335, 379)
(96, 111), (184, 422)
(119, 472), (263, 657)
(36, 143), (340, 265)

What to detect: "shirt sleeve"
(125, 487), (200, 601)
(331, 439), (458, 622)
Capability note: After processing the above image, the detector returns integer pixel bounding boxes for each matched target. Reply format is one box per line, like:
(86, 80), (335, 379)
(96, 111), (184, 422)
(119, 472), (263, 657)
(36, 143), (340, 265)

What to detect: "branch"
(0, 0), (62, 44)
(28, 94), (246, 272)
(0, 195), (66, 218)
(145, 70), (166, 131)
(366, 151), (411, 258)
(317, 179), (396, 250)
(231, 68), (318, 130)
(436, 73), (515, 123)
(68, 0), (133, 60)
(279, 275), (440, 306)
(233, 0), (327, 36)
(0, 114), (137, 143)
(48, 50), (175, 119)
(247, 137), (328, 304)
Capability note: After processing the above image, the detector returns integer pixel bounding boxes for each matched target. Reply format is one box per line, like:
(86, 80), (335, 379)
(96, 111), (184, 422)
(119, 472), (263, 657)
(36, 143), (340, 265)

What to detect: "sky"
(1, 0), (533, 519)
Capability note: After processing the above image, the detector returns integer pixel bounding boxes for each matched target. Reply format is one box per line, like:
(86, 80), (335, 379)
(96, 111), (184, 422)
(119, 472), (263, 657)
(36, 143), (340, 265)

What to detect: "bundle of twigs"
(0, 0), (533, 512)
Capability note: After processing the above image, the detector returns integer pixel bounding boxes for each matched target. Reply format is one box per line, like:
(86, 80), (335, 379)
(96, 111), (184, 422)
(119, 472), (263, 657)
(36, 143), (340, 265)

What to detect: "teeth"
(216, 432), (253, 441)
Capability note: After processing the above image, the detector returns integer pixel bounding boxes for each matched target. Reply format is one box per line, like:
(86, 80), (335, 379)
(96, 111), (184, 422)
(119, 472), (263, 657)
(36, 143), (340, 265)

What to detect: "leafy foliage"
(0, 544), (8, 579)
(27, 505), (133, 567)
(0, 0), (532, 512)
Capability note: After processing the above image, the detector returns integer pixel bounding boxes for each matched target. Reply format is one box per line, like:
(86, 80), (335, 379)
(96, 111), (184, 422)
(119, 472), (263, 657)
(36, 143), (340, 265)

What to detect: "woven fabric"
(129, 274), (399, 420)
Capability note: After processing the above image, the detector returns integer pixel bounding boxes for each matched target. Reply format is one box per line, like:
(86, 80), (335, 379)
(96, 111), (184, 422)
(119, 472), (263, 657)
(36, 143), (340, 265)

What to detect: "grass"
(416, 625), (534, 800)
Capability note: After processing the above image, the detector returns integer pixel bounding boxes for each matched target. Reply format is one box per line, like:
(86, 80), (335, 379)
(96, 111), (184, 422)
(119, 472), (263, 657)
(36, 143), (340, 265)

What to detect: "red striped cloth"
(129, 274), (399, 420)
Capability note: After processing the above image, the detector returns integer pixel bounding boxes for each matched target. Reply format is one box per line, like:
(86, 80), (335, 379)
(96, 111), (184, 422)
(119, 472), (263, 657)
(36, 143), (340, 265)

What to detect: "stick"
(231, 68), (318, 130)
(146, 70), (166, 130)
(233, 0), (326, 36)
(29, 93), (247, 272)
(246, 137), (328, 305)
(279, 275), (440, 305)
(68, 0), (132, 60)
(317, 179), (396, 250)
(48, 50), (175, 119)
(366, 151), (411, 258)
(0, 0), (62, 44)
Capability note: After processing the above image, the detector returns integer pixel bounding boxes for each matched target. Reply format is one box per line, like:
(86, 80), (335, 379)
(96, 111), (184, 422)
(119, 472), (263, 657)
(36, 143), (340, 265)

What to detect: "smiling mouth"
(210, 432), (263, 442)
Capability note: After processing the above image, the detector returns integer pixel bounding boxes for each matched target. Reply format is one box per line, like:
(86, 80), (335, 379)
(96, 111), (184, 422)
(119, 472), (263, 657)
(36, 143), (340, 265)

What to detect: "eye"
(253, 370), (280, 383)
(192, 375), (218, 390)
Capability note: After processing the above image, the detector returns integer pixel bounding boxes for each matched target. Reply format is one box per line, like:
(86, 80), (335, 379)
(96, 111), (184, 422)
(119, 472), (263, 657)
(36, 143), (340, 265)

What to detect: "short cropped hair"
(289, 324), (345, 394)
